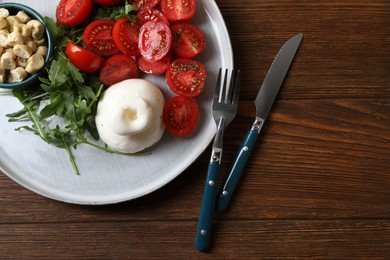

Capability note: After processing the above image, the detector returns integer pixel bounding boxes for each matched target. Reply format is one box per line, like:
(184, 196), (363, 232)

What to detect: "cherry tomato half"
(56, 0), (93, 26)
(128, 0), (160, 11)
(99, 54), (139, 86)
(163, 95), (199, 137)
(83, 19), (120, 57)
(93, 0), (121, 6)
(136, 8), (170, 26)
(137, 51), (171, 75)
(171, 23), (206, 58)
(65, 42), (105, 73)
(166, 58), (206, 97)
(160, 0), (196, 22)
(112, 17), (140, 57)
(138, 21), (172, 61)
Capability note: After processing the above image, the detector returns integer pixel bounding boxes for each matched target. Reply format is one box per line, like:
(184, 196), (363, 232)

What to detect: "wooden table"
(1, 0), (390, 258)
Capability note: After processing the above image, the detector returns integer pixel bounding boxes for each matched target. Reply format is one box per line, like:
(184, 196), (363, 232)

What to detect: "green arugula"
(5, 2), (147, 175)
(95, 1), (136, 21)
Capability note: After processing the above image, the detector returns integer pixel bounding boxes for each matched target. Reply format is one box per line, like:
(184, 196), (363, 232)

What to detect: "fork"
(195, 68), (241, 251)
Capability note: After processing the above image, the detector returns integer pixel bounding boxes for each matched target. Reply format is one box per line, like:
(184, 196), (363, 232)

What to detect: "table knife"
(216, 33), (303, 212)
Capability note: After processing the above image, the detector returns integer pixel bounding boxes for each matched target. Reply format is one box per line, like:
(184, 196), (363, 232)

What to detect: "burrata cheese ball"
(95, 78), (165, 153)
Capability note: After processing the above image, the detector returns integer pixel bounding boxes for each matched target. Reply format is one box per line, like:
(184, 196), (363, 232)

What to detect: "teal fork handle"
(195, 162), (220, 251)
(216, 128), (259, 212)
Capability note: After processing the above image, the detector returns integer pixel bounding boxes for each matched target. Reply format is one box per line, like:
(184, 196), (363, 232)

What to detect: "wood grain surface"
(1, 0), (390, 258)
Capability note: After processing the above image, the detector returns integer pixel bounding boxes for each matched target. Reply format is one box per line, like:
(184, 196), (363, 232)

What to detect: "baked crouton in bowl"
(0, 3), (54, 89)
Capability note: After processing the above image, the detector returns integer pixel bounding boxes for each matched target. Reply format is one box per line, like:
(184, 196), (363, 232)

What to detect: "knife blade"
(216, 33), (303, 212)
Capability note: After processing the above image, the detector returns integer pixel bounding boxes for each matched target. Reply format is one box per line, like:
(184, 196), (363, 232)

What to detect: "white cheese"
(95, 78), (166, 153)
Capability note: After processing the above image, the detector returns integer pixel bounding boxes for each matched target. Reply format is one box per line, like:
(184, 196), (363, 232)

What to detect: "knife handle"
(216, 119), (262, 212)
(195, 161), (221, 251)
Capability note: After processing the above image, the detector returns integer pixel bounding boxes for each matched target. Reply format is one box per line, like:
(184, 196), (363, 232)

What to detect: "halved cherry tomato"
(137, 51), (171, 75)
(138, 21), (172, 61)
(163, 95), (199, 137)
(65, 42), (105, 73)
(112, 17), (140, 57)
(136, 8), (169, 26)
(56, 0), (93, 26)
(160, 0), (196, 22)
(128, 0), (160, 11)
(99, 54), (139, 86)
(171, 23), (206, 58)
(166, 58), (206, 97)
(94, 0), (121, 6)
(83, 19), (120, 57)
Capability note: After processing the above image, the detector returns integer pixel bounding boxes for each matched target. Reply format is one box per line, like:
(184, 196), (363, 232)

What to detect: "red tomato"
(166, 58), (206, 97)
(160, 0), (196, 22)
(128, 0), (160, 11)
(137, 51), (171, 75)
(83, 19), (119, 57)
(138, 21), (172, 61)
(112, 17), (140, 57)
(163, 95), (199, 137)
(171, 23), (206, 58)
(65, 42), (105, 73)
(56, 0), (93, 26)
(93, 0), (121, 6)
(136, 8), (169, 26)
(99, 54), (139, 86)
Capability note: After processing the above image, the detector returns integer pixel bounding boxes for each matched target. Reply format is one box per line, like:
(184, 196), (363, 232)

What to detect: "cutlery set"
(195, 33), (304, 251)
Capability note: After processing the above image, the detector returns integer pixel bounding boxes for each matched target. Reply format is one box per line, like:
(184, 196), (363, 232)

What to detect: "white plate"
(0, 0), (233, 204)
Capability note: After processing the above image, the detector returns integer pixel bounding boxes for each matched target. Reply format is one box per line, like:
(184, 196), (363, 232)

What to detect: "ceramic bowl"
(0, 2), (54, 89)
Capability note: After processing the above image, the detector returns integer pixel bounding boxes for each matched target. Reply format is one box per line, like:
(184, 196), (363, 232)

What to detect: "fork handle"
(195, 161), (221, 251)
(216, 119), (262, 212)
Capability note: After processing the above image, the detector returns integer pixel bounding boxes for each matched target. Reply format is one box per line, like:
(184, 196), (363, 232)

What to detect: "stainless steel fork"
(195, 68), (241, 251)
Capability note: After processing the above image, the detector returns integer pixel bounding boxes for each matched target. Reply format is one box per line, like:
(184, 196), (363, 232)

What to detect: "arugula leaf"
(47, 57), (69, 87)
(95, 1), (136, 21)
(44, 17), (63, 38)
(40, 93), (63, 119)
(66, 58), (84, 83)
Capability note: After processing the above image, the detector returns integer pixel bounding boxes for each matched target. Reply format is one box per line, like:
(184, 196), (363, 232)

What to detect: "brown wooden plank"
(216, 0), (390, 99)
(0, 220), (389, 258)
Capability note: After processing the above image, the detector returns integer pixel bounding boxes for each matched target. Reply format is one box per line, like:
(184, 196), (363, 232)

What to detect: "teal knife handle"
(195, 161), (221, 251)
(216, 123), (261, 212)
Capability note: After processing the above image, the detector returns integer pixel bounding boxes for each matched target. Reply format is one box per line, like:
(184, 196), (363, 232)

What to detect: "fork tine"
(223, 70), (241, 104)
(226, 70), (237, 103)
(221, 69), (228, 103)
(226, 70), (233, 103)
(232, 70), (241, 105)
(214, 68), (222, 100)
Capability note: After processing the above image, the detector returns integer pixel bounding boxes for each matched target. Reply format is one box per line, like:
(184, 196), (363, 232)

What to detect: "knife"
(216, 33), (303, 212)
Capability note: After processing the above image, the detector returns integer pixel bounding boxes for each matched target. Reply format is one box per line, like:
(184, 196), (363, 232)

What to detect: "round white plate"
(0, 0), (233, 204)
